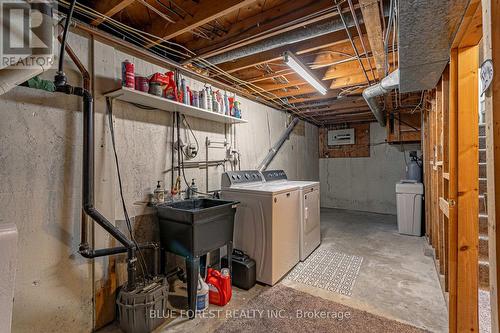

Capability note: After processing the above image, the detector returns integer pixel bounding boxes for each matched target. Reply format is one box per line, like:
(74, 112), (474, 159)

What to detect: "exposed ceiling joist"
(185, 0), (337, 60)
(146, 0), (258, 48)
(90, 0), (135, 26)
(289, 91), (349, 104)
(358, 0), (386, 77)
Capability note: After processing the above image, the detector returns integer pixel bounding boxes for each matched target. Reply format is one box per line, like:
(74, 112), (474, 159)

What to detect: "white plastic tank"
(396, 181), (424, 236)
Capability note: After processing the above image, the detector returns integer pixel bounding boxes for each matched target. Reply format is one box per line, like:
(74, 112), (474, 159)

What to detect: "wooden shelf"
(104, 87), (248, 124)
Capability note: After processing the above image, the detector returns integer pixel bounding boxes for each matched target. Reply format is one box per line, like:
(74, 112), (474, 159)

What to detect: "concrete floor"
(283, 208), (448, 333)
(100, 208), (448, 333)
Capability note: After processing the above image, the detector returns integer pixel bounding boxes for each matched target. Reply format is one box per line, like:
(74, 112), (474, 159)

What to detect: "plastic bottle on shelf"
(200, 89), (207, 109)
(192, 91), (199, 108)
(223, 92), (230, 115)
(206, 87), (213, 111)
(163, 71), (177, 100)
(181, 78), (189, 105)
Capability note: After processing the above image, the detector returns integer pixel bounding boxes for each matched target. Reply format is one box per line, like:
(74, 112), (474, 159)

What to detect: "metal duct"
(398, 0), (470, 92)
(257, 118), (300, 172)
(362, 69), (399, 126)
(206, 5), (389, 65)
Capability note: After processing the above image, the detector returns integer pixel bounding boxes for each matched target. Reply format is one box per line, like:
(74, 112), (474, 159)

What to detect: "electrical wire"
(175, 113), (212, 197)
(181, 114), (199, 158)
(106, 98), (149, 281)
(56, 0), (322, 123)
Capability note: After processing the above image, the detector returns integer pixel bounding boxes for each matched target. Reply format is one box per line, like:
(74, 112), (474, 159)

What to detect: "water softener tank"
(406, 151), (422, 183)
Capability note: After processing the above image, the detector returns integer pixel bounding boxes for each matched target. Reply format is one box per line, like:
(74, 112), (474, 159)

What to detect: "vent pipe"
(257, 117), (299, 172)
(362, 69), (399, 127)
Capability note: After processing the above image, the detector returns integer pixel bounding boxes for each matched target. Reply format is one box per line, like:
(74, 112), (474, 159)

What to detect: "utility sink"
(156, 198), (238, 257)
(156, 198), (238, 319)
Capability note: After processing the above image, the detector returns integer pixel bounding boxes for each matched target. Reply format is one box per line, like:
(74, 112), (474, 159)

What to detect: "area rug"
(285, 248), (363, 296)
(214, 284), (428, 333)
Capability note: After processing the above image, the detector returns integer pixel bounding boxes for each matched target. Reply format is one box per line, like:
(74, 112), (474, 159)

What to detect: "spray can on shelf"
(223, 92), (230, 115)
(121, 60), (135, 88)
(192, 91), (199, 108)
(181, 78), (189, 105)
(233, 100), (242, 118)
(206, 87), (213, 111)
(199, 89), (207, 109)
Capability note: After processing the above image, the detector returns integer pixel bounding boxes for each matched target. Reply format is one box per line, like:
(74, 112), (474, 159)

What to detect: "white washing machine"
(221, 170), (300, 285)
(262, 170), (321, 261)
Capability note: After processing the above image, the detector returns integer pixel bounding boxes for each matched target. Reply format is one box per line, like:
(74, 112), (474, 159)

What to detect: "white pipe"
(362, 69), (400, 126)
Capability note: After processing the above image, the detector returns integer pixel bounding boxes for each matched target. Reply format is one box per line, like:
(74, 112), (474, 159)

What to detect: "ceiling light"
(283, 51), (327, 95)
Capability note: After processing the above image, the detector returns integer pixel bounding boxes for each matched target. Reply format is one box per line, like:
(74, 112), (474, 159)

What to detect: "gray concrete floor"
(283, 208), (448, 333)
(100, 208), (448, 333)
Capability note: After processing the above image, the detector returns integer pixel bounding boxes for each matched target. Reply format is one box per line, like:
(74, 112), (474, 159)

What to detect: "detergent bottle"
(197, 273), (209, 311)
(206, 268), (232, 306)
(163, 71), (177, 101)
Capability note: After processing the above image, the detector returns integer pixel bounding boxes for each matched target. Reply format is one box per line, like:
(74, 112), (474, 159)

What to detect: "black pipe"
(57, 0), (76, 75)
(55, 84), (138, 290)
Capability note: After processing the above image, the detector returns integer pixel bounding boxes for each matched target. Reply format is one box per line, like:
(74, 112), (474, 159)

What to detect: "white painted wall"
(0, 31), (319, 332)
(319, 123), (416, 215)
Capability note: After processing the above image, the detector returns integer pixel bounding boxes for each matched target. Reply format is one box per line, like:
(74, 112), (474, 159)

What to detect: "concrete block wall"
(0, 31), (319, 332)
(319, 123), (415, 215)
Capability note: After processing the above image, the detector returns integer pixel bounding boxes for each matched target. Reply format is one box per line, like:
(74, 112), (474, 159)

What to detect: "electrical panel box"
(327, 128), (355, 146)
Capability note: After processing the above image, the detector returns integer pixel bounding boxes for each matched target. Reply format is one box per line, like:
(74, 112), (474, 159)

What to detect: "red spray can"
(122, 60), (135, 88)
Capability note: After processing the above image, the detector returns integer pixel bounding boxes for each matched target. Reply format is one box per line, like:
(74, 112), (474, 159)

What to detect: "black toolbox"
(222, 249), (256, 290)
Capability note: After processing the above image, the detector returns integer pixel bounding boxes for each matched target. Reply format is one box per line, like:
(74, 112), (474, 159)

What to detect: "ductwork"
(205, 5), (389, 65)
(257, 117), (300, 172)
(362, 69), (399, 127)
(398, 0), (470, 92)
(0, 1), (54, 95)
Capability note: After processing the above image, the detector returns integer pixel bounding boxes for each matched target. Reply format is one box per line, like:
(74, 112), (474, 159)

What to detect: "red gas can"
(206, 268), (232, 306)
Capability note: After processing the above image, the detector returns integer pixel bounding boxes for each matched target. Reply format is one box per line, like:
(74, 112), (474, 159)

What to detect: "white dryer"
(221, 170), (300, 285)
(262, 170), (321, 261)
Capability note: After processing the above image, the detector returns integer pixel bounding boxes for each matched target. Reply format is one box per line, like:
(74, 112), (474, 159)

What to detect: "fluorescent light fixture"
(283, 51), (327, 95)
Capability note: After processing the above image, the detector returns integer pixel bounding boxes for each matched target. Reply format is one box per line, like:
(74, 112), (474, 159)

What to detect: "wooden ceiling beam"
(288, 91), (345, 104)
(90, 0), (136, 26)
(294, 96), (364, 109)
(299, 101), (368, 114)
(146, 0), (258, 47)
(311, 110), (373, 120)
(185, 0), (336, 59)
(358, 0), (385, 77)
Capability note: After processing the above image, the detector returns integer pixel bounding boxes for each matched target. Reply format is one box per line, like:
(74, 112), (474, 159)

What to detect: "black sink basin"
(156, 198), (238, 319)
(156, 198), (238, 257)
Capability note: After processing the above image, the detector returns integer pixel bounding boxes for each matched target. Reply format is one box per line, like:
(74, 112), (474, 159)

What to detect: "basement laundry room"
(0, 0), (497, 333)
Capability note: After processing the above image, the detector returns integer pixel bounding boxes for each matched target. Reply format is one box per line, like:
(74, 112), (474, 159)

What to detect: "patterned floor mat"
(285, 248), (363, 296)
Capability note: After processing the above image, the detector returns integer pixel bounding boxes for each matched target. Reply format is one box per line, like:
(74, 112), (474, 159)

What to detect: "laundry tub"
(396, 181), (424, 236)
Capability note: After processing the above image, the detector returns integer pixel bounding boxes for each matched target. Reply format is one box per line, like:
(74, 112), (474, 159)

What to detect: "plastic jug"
(206, 268), (232, 306)
(163, 71), (178, 101)
(196, 273), (209, 311)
